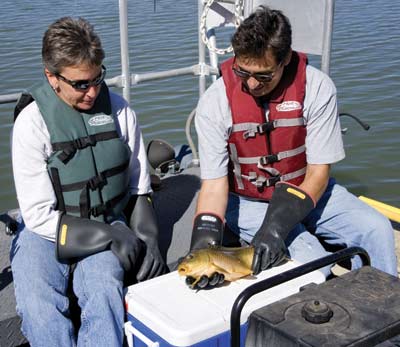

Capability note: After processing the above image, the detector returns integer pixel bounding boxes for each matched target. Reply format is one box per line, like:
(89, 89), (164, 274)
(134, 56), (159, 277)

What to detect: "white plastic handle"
(124, 321), (160, 347)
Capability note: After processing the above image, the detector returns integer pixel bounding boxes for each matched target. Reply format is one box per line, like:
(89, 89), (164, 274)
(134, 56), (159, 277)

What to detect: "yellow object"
(359, 196), (400, 223)
(287, 187), (306, 200)
(60, 224), (68, 245)
(177, 246), (254, 287)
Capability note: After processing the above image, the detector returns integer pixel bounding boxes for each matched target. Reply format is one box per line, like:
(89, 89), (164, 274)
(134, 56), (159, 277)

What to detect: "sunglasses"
(232, 61), (281, 83)
(55, 65), (106, 91)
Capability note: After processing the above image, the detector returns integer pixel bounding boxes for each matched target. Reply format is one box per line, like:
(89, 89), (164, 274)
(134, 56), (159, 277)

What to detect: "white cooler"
(125, 260), (325, 347)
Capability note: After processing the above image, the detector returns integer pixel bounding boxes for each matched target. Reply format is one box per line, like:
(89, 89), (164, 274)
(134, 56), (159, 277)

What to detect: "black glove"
(56, 214), (143, 273)
(125, 194), (168, 281)
(251, 182), (315, 275)
(185, 273), (225, 290)
(185, 213), (225, 289)
(189, 213), (224, 250)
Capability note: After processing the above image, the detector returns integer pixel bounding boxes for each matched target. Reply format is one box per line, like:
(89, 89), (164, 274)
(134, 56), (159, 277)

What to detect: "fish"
(177, 246), (255, 287)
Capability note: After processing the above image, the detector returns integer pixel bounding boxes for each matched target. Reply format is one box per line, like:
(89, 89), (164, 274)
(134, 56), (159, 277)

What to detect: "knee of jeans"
(17, 289), (69, 326)
(361, 212), (393, 242)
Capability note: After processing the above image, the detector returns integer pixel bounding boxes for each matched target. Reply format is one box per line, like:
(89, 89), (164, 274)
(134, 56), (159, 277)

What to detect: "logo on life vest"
(88, 114), (114, 126)
(276, 101), (302, 112)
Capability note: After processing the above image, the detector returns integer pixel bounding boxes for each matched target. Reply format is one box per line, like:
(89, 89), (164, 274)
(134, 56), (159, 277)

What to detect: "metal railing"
(0, 0), (221, 106)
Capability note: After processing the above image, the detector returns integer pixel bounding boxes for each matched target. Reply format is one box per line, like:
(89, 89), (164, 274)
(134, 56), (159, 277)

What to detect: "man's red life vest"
(220, 51), (308, 201)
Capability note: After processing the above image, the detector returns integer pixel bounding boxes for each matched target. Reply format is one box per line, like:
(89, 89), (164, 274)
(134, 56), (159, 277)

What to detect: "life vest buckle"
(90, 204), (107, 217)
(88, 172), (107, 190)
(257, 121), (275, 134)
(265, 175), (281, 187)
(248, 172), (280, 188)
(243, 130), (256, 140)
(259, 154), (279, 165)
(75, 135), (97, 149)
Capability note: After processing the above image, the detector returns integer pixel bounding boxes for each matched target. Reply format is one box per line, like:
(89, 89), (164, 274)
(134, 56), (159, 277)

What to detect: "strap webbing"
(52, 131), (119, 164)
(59, 160), (129, 192)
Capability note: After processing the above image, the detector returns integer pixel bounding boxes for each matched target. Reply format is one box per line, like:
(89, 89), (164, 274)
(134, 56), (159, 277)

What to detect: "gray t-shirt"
(195, 64), (345, 180)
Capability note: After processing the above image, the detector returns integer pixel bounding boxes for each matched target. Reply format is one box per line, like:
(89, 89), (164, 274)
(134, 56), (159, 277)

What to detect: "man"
(187, 6), (397, 289)
(11, 17), (166, 346)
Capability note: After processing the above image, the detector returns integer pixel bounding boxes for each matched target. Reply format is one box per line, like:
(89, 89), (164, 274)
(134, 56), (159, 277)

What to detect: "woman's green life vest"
(28, 81), (131, 223)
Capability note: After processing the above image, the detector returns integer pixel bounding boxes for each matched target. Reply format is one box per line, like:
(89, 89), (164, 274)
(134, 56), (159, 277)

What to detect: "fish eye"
(186, 254), (194, 260)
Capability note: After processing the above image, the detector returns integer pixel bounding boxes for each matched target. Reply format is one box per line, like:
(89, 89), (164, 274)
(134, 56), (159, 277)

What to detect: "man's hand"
(183, 213), (225, 289)
(250, 182), (315, 275)
(185, 273), (225, 290)
(251, 228), (287, 275)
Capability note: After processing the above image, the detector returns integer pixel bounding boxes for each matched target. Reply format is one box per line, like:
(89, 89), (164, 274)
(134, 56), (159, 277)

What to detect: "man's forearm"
(196, 176), (229, 219)
(299, 164), (330, 203)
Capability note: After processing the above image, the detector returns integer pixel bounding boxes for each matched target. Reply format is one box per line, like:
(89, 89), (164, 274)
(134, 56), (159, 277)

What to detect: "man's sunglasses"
(232, 61), (281, 83)
(55, 65), (106, 91)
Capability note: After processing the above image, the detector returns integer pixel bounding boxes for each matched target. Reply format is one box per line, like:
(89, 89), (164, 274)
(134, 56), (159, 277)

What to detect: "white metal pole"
(198, 0), (207, 97)
(119, 0), (130, 104)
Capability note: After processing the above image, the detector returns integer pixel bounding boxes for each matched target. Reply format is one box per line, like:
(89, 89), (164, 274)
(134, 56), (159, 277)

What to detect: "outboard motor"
(147, 139), (180, 176)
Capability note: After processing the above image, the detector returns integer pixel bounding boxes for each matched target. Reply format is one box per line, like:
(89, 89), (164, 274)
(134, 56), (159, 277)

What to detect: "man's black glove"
(56, 214), (143, 273)
(251, 182), (315, 275)
(189, 213), (224, 250)
(125, 195), (168, 281)
(185, 213), (225, 289)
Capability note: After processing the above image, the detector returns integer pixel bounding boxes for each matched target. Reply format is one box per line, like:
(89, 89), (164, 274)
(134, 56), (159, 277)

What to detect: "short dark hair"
(42, 17), (105, 74)
(231, 6), (292, 64)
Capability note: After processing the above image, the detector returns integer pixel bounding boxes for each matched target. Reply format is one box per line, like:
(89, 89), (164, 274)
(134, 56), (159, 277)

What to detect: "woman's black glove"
(251, 182), (315, 275)
(125, 194), (168, 281)
(55, 214), (143, 273)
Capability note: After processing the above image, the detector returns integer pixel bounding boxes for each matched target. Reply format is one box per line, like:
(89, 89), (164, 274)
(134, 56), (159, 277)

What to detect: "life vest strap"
(231, 118), (304, 140)
(59, 160), (129, 192)
(52, 130), (119, 164)
(237, 167), (306, 190)
(235, 144), (306, 166)
(65, 188), (128, 219)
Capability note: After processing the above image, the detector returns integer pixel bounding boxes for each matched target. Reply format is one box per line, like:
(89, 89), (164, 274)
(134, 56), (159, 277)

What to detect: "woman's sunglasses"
(55, 65), (106, 91)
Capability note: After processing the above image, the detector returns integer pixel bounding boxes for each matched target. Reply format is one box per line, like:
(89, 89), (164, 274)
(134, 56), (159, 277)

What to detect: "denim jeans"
(226, 178), (398, 278)
(10, 221), (125, 347)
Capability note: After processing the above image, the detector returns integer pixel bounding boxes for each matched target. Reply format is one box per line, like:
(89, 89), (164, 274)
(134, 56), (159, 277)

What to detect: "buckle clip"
(248, 172), (280, 188)
(88, 172), (107, 190)
(259, 154), (279, 165)
(257, 121), (275, 134)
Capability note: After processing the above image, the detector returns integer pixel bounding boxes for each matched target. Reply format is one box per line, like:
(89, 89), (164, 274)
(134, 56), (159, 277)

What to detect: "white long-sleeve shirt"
(12, 90), (151, 241)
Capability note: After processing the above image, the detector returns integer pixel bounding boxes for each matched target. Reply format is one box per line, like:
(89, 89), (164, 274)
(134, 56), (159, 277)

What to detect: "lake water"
(0, 0), (399, 213)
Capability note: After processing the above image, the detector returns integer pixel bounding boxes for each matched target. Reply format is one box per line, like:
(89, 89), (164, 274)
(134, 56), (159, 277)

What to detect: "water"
(0, 0), (399, 213)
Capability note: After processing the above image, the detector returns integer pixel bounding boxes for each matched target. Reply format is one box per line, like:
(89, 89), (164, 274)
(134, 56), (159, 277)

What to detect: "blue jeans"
(226, 178), (397, 277)
(10, 221), (125, 347)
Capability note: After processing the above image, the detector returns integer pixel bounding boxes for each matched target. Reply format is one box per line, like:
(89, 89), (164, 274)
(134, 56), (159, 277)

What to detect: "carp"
(177, 246), (255, 287)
